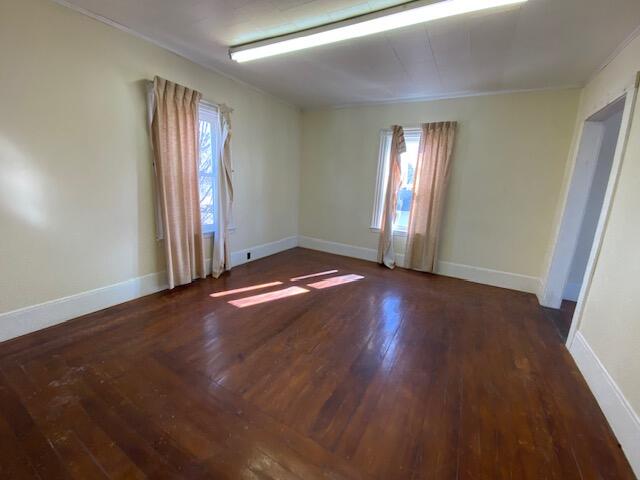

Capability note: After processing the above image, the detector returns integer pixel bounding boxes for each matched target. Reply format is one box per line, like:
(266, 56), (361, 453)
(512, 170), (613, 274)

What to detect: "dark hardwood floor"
(542, 300), (577, 342)
(0, 248), (634, 479)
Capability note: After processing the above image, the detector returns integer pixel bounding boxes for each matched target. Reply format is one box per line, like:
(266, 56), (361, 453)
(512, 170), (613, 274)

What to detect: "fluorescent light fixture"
(229, 0), (527, 62)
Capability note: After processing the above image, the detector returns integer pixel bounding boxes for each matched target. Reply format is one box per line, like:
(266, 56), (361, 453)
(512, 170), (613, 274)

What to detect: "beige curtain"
(377, 125), (406, 268)
(149, 76), (206, 288)
(405, 121), (457, 272)
(211, 106), (233, 278)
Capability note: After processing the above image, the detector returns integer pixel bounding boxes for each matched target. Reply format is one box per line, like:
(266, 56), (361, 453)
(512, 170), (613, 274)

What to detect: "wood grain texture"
(0, 248), (634, 479)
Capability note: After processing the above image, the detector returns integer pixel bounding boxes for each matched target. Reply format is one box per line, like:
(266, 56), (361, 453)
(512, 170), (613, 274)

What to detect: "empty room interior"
(2, 0), (640, 478)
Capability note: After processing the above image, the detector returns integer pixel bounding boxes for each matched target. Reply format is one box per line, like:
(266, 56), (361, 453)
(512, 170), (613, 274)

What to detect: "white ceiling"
(58, 0), (640, 108)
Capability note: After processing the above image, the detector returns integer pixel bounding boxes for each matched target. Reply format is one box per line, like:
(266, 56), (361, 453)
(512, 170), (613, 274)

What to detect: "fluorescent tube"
(229, 0), (527, 62)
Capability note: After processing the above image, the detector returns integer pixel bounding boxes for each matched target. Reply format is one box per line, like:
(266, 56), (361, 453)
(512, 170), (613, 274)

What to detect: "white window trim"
(198, 100), (236, 238)
(368, 226), (408, 237)
(198, 102), (237, 237)
(370, 127), (421, 236)
(203, 226), (236, 238)
(199, 103), (219, 236)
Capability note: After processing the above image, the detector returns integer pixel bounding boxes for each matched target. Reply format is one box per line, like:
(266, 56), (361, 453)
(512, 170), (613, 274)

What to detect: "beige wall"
(300, 90), (580, 278)
(2, 0), (638, 428)
(0, 0), (301, 314)
(563, 34), (640, 414)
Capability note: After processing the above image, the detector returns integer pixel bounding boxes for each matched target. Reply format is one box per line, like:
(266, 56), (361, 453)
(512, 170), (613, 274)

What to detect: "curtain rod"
(381, 126), (422, 132)
(146, 80), (234, 114)
(384, 122), (457, 130)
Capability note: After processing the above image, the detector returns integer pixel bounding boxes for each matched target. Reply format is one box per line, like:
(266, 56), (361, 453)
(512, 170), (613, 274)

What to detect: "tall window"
(198, 104), (219, 234)
(371, 128), (421, 233)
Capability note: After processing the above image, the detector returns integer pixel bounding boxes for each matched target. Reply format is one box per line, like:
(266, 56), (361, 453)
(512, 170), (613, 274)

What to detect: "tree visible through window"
(198, 105), (219, 234)
(372, 128), (421, 233)
(395, 134), (419, 231)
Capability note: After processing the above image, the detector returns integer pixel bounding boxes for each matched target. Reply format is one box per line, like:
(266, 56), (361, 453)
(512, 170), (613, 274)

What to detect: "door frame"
(539, 76), (639, 348)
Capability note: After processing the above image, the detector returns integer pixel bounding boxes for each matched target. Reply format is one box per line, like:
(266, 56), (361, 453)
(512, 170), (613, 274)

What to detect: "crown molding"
(49, 0), (300, 111)
(48, 0), (635, 112)
(319, 85), (582, 111)
(588, 23), (640, 85)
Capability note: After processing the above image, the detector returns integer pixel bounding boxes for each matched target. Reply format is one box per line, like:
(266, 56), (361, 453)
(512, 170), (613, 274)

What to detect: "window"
(371, 128), (421, 234)
(198, 104), (219, 235)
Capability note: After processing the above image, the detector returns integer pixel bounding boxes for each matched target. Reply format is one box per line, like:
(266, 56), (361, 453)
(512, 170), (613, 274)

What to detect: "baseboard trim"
(0, 272), (168, 344)
(570, 332), (640, 476)
(0, 236), (298, 343)
(298, 235), (540, 294)
(436, 261), (542, 295)
(298, 236), (379, 263)
(230, 236), (298, 267)
(0, 234), (542, 341)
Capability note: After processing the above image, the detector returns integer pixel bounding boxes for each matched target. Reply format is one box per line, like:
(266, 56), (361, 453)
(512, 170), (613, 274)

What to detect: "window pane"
(393, 135), (420, 231)
(199, 120), (213, 175)
(199, 118), (215, 232)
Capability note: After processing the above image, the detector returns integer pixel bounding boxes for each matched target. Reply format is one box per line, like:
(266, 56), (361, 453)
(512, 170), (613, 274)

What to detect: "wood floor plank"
(23, 356), (148, 480)
(0, 414), (42, 479)
(148, 352), (372, 480)
(0, 370), (70, 479)
(0, 248), (635, 479)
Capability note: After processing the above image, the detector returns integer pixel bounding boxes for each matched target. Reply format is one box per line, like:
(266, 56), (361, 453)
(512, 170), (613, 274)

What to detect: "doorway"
(563, 102), (624, 302)
(540, 87), (637, 345)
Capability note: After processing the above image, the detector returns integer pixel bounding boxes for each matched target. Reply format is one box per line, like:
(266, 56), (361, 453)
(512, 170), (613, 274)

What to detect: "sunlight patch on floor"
(307, 274), (364, 290)
(228, 286), (309, 308)
(290, 270), (339, 282)
(210, 281), (283, 298)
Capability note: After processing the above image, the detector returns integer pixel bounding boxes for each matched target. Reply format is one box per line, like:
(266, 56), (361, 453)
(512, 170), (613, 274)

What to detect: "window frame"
(198, 103), (219, 236)
(370, 127), (422, 236)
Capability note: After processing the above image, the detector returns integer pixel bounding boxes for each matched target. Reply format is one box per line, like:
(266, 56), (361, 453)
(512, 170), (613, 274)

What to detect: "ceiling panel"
(385, 27), (442, 99)
(427, 18), (473, 92)
(468, 9), (520, 91)
(54, 0), (640, 107)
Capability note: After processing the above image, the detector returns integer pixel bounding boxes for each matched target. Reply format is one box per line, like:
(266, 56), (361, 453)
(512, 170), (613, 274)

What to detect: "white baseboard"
(569, 332), (640, 477)
(436, 261), (542, 295)
(298, 235), (379, 262)
(563, 281), (581, 302)
(570, 332), (640, 476)
(297, 235), (540, 294)
(537, 285), (563, 309)
(540, 281), (582, 308)
(0, 236), (298, 344)
(0, 272), (168, 344)
(0, 233), (541, 341)
(230, 236), (298, 267)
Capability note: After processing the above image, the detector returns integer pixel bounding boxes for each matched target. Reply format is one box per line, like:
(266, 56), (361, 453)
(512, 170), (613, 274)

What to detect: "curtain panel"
(405, 121), (457, 272)
(148, 76), (206, 288)
(211, 106), (233, 278)
(377, 125), (406, 268)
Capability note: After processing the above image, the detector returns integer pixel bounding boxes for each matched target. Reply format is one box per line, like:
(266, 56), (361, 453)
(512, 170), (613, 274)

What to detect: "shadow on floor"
(541, 300), (577, 342)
